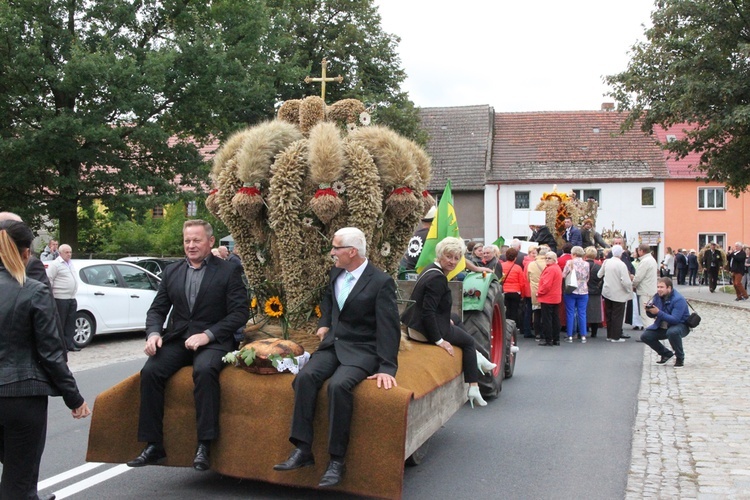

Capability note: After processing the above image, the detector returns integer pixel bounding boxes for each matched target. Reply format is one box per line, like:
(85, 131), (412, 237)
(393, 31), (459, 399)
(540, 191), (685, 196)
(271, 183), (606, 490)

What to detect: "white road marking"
(37, 462), (105, 490)
(48, 464), (133, 499)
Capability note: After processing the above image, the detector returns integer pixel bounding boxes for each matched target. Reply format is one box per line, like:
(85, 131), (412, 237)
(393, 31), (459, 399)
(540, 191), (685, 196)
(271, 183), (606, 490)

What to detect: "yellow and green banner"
(415, 180), (466, 280)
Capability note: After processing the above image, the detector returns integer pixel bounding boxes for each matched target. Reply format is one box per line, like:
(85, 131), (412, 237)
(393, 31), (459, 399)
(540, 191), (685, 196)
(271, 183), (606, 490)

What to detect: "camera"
(645, 301), (654, 308)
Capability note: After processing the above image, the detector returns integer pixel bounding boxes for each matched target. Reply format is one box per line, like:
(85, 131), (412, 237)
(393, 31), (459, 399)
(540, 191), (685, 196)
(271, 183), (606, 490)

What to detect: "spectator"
(660, 247), (675, 278)
(562, 217), (582, 247)
(561, 246), (589, 343)
(687, 249), (699, 286)
(537, 252), (562, 346)
(584, 247), (603, 338)
(46, 244), (79, 351)
(500, 248), (527, 335)
(529, 224), (557, 254)
(598, 245), (633, 342)
(581, 219), (610, 249)
(631, 243), (658, 331)
(674, 249), (688, 285)
(728, 242), (749, 301)
(701, 242), (724, 292)
(526, 245), (548, 340)
(40, 239), (59, 262)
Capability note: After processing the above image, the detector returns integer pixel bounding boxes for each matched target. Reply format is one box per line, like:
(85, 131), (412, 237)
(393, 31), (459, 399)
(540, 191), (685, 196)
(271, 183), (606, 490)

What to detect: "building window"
(186, 200), (198, 217)
(514, 191), (530, 209)
(666, 134), (677, 143)
(152, 206), (164, 219)
(698, 233), (725, 250)
(641, 188), (655, 206)
(572, 189), (600, 204)
(698, 187), (725, 209)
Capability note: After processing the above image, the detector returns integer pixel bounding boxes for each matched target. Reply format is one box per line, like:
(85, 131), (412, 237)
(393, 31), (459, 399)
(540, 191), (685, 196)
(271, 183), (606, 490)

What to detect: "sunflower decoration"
(314, 304), (322, 318)
(264, 296), (284, 318)
(250, 296), (258, 309)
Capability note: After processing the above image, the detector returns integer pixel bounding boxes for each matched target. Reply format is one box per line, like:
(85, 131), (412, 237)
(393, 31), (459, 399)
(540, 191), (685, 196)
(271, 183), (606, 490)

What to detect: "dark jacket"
(318, 262), (400, 376)
(687, 254), (699, 270)
(402, 264), (451, 344)
(530, 226), (557, 253)
(586, 259), (603, 295)
(675, 252), (688, 270)
(0, 268), (83, 409)
(562, 226), (583, 247)
(645, 288), (690, 329)
(581, 228), (610, 249)
(701, 248), (723, 269)
(146, 255), (249, 352)
(729, 250), (747, 274)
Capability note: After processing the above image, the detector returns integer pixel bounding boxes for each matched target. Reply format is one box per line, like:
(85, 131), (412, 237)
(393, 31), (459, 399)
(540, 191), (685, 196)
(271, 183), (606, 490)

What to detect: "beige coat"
(526, 255), (547, 307)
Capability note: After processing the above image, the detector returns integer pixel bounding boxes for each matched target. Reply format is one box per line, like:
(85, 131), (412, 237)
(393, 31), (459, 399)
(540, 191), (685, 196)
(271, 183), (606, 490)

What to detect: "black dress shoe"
(273, 448), (314, 471)
(39, 494), (56, 500)
(127, 444), (166, 467)
(620, 334), (631, 339)
(68, 347), (81, 352)
(675, 358), (684, 367)
(656, 352), (674, 365)
(318, 460), (345, 487)
(193, 443), (210, 471)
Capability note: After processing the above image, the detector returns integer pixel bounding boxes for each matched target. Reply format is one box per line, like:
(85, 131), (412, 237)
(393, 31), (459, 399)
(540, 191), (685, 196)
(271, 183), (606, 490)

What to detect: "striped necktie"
(337, 271), (355, 310)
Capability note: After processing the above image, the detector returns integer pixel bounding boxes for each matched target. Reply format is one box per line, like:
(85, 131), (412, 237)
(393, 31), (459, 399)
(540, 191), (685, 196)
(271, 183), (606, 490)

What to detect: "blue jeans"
(641, 323), (690, 360)
(564, 293), (588, 337)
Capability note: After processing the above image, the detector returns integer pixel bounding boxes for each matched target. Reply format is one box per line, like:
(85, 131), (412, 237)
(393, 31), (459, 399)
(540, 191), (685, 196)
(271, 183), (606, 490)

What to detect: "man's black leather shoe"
(318, 460), (345, 487)
(193, 443), (210, 471)
(675, 358), (684, 367)
(39, 494), (56, 500)
(657, 352), (674, 365)
(126, 444), (166, 467)
(620, 334), (631, 339)
(273, 448), (314, 471)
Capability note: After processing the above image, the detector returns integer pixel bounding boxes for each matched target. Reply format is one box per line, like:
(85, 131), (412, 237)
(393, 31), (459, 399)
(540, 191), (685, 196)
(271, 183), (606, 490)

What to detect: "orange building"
(655, 125), (750, 252)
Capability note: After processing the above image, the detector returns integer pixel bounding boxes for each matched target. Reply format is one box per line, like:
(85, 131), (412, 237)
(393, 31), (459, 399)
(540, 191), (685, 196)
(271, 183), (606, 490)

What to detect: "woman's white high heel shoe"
(467, 385), (487, 408)
(476, 351), (497, 375)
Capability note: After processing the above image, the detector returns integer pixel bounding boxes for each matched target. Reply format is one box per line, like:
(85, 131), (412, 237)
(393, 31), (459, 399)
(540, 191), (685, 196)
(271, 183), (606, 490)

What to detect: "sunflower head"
(264, 296), (284, 317)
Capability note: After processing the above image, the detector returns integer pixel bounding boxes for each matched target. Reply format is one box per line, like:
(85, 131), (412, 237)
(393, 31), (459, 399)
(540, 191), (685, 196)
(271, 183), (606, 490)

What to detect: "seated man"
(274, 227), (400, 487)
(640, 277), (691, 367)
(127, 220), (248, 471)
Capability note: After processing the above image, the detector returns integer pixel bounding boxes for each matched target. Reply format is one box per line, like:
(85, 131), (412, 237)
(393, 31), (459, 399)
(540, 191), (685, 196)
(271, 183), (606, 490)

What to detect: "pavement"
(626, 282), (750, 498)
(66, 282), (750, 498)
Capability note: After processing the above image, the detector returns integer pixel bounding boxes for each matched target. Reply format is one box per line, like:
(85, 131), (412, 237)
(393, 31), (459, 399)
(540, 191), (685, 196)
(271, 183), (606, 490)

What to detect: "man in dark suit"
(562, 217), (583, 247)
(127, 220), (248, 471)
(274, 227), (401, 487)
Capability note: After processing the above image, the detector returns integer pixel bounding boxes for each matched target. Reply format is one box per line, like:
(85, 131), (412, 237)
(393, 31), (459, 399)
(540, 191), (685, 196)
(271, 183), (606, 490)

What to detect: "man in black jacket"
(274, 227), (400, 488)
(530, 224), (557, 253)
(701, 242), (723, 292)
(127, 220), (248, 472)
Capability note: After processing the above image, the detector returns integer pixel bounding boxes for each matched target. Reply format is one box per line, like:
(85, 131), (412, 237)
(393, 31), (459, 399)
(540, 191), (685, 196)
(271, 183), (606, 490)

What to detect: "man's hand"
(440, 341), (454, 356)
(315, 327), (329, 341)
(185, 332), (210, 351)
(646, 305), (659, 315)
(367, 372), (397, 390)
(72, 402), (91, 419)
(144, 335), (163, 356)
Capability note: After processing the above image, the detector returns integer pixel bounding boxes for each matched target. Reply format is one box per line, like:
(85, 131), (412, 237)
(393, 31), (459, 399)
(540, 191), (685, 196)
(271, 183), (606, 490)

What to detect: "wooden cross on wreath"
(305, 57), (344, 101)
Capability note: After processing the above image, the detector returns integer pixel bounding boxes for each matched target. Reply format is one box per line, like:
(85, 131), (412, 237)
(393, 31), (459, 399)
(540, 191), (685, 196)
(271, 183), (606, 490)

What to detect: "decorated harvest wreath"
(207, 94), (434, 368)
(536, 185), (599, 249)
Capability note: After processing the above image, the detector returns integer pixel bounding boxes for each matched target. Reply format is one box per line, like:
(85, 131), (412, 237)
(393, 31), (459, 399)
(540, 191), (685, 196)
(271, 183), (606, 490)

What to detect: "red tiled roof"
(489, 111), (668, 183)
(652, 124), (704, 179)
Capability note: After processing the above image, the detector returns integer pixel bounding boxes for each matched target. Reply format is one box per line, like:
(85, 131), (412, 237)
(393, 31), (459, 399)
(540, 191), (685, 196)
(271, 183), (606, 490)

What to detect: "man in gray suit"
(274, 227), (401, 487)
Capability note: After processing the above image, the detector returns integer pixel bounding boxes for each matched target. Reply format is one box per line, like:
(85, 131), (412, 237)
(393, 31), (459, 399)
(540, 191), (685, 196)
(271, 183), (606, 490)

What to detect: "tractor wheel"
(405, 438), (430, 466)
(463, 281), (505, 399)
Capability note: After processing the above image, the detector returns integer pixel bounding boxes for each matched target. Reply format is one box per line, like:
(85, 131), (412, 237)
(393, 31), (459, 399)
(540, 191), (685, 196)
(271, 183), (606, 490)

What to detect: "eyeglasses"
(545, 256), (555, 260)
(331, 245), (353, 251)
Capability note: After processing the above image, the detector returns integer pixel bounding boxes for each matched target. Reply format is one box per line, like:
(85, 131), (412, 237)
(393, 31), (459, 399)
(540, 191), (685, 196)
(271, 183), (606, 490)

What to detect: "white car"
(71, 259), (161, 348)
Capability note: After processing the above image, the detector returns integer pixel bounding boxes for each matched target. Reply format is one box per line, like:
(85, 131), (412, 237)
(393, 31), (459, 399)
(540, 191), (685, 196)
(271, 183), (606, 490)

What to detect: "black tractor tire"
(405, 438), (430, 466)
(463, 281), (505, 399)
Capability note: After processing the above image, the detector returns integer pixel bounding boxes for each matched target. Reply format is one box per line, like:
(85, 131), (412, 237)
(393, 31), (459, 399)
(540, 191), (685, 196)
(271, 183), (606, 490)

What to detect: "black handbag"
(686, 301), (701, 328)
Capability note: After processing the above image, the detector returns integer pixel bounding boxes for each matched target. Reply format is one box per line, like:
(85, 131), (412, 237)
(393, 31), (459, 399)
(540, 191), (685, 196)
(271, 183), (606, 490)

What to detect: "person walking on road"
(640, 277), (691, 367)
(0, 220), (90, 500)
(727, 242), (749, 301)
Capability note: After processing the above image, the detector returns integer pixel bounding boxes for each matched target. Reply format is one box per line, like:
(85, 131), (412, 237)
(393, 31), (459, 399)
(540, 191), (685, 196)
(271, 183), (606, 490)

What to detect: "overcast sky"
(374, 0), (656, 112)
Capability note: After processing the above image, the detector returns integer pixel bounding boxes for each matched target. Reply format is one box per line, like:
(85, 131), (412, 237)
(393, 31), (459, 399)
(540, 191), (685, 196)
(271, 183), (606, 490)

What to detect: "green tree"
(0, 0), (276, 248)
(266, 0), (426, 143)
(606, 0), (750, 194)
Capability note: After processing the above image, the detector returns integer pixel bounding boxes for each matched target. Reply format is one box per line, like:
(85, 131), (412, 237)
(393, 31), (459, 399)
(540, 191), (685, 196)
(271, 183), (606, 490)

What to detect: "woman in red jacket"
(537, 252), (563, 346)
(500, 248), (527, 333)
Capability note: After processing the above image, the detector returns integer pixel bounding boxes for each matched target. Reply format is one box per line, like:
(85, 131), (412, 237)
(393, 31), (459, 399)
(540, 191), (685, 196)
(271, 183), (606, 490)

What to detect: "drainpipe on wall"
(496, 184), (501, 240)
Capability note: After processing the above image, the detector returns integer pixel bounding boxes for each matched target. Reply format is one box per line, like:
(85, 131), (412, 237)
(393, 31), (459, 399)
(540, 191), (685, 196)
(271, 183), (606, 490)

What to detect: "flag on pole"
(492, 236), (505, 248)
(415, 180), (466, 280)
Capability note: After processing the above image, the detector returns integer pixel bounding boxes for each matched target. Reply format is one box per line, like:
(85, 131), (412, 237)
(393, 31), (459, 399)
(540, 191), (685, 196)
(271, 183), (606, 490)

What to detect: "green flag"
(492, 236), (505, 248)
(415, 180), (466, 280)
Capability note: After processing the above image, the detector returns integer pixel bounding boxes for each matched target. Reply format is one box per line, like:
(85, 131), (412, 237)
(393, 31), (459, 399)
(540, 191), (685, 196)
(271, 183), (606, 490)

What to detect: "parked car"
(71, 259), (161, 348)
(117, 256), (182, 277)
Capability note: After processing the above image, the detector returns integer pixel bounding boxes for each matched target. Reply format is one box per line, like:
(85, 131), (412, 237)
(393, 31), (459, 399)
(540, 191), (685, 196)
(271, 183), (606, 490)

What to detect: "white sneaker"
(565, 337), (573, 343)
(611, 338), (626, 343)
(581, 337), (587, 344)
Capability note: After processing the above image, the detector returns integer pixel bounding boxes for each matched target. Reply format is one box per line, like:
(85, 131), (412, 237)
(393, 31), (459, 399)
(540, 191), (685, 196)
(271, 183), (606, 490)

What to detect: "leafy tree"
(0, 0), (276, 249)
(265, 0), (426, 143)
(606, 0), (750, 194)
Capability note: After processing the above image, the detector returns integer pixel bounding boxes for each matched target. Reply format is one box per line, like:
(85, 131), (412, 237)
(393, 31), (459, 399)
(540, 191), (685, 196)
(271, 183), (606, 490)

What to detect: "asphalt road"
(10, 332), (645, 499)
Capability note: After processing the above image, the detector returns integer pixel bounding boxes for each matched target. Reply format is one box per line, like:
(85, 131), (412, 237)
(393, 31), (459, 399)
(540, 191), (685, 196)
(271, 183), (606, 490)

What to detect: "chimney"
(601, 102), (615, 112)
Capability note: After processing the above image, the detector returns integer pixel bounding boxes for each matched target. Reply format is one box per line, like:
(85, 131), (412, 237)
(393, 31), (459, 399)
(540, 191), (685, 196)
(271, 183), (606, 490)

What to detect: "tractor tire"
(463, 281), (505, 399)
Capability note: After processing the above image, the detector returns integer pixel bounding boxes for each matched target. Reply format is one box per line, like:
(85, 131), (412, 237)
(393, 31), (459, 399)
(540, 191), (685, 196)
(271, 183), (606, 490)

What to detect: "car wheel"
(74, 311), (96, 348)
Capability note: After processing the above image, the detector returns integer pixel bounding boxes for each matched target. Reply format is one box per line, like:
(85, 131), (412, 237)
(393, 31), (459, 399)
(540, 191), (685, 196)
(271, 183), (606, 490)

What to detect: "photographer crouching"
(641, 277), (691, 367)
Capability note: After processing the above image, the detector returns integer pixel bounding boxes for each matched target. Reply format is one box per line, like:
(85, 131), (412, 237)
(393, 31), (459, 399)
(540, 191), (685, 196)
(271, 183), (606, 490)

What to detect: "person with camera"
(640, 277), (691, 367)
